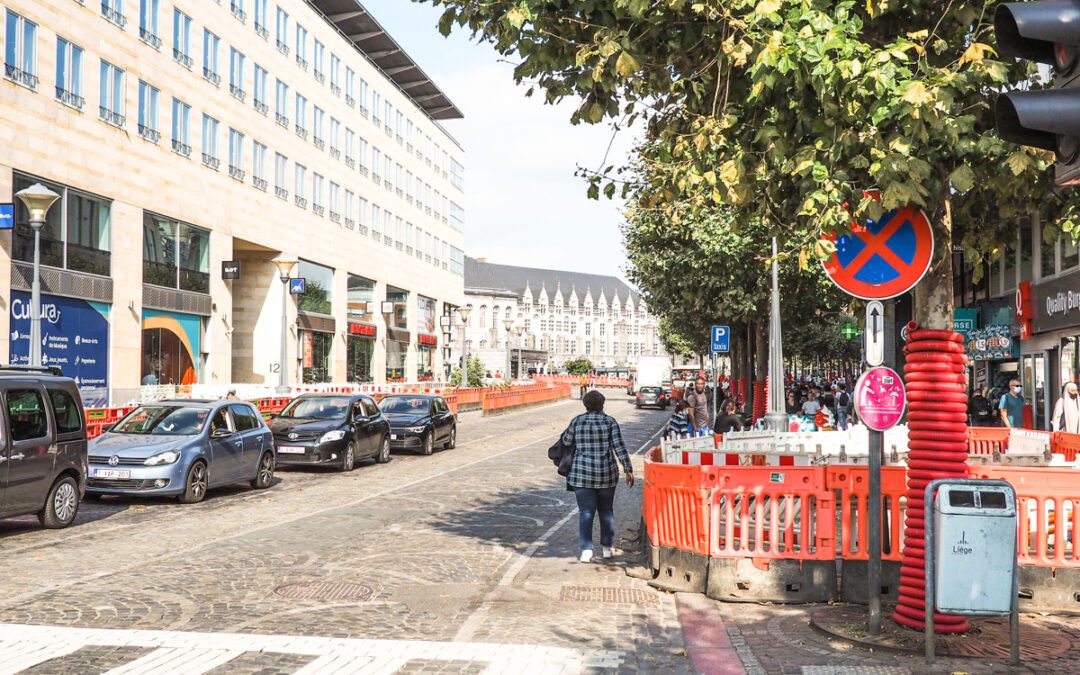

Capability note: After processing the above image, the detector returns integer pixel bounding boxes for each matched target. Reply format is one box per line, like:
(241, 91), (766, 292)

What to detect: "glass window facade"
(297, 259), (333, 314)
(13, 173), (111, 277)
(142, 212), (209, 293)
(301, 330), (332, 384)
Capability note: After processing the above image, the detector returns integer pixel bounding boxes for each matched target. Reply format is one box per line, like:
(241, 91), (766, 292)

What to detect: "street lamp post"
(456, 305), (472, 387)
(515, 325), (525, 379)
(15, 184), (61, 368)
(502, 318), (514, 383)
(764, 237), (789, 432)
(273, 256), (297, 394)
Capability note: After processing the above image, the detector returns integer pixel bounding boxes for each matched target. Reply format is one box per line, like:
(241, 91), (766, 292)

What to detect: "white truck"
(632, 355), (673, 395)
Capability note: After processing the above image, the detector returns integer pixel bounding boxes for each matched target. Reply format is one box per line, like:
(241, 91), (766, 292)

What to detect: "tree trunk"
(913, 198), (955, 329)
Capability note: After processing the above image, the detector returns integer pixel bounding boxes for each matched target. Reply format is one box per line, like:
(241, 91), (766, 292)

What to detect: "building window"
(358, 197), (368, 230)
(312, 173), (324, 215)
(101, 0), (127, 28)
(252, 141), (267, 188)
(298, 259), (333, 315)
(4, 11), (37, 89)
(274, 152), (288, 198)
(229, 48), (244, 99)
(330, 53), (341, 94)
(275, 78), (288, 126)
(228, 128), (244, 180)
(55, 38), (83, 109)
(450, 158), (465, 191)
(137, 80), (160, 142)
(202, 30), (220, 85)
(344, 189), (354, 226)
(138, 0), (160, 48)
(12, 173), (112, 277)
(294, 23), (307, 69)
(329, 117), (341, 158)
(328, 181), (340, 221)
(172, 9), (192, 67)
(359, 136), (369, 173)
(358, 78), (369, 114)
(253, 64), (268, 113)
(201, 114), (219, 169)
(294, 163), (307, 207)
(98, 60), (124, 126)
(313, 39), (324, 82)
(230, 0), (246, 22)
(449, 202), (464, 232)
(295, 93), (307, 137)
(170, 98), (190, 156)
(254, 0), (268, 37)
(275, 7), (289, 53)
(384, 100), (392, 133)
(348, 274), (375, 320)
(311, 105), (324, 147)
(344, 127), (355, 166)
(386, 286), (408, 331)
(142, 212), (209, 293)
(372, 90), (381, 126)
(345, 67), (355, 105)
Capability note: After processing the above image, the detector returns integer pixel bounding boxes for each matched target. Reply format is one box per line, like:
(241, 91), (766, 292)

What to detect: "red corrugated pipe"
(753, 381), (767, 423)
(892, 322), (970, 634)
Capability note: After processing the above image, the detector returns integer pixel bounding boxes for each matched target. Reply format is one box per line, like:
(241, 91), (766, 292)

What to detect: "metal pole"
(505, 329), (511, 383)
(925, 480), (936, 664)
(29, 220), (43, 367)
(868, 427), (883, 634)
(764, 237), (787, 431)
(518, 338), (523, 380)
(711, 352), (718, 427)
(278, 276), (289, 394)
(462, 330), (469, 387)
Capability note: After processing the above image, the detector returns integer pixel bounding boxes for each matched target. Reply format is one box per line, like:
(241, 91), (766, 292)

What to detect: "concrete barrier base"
(1018, 566), (1080, 614)
(650, 546), (708, 594)
(480, 394), (570, 416)
(706, 557), (838, 603)
(840, 560), (901, 604)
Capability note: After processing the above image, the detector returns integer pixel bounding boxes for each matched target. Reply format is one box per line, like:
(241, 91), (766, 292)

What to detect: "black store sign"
(222, 260), (241, 279)
(1034, 271), (1080, 332)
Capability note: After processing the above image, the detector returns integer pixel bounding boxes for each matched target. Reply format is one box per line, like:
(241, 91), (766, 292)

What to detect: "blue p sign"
(711, 326), (730, 354)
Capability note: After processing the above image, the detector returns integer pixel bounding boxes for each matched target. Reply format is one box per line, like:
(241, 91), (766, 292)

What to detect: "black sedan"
(268, 394), (391, 471)
(378, 394), (456, 455)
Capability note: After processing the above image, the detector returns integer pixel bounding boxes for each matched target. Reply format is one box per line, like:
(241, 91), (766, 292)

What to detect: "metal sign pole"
(868, 426), (883, 634)
(711, 352), (718, 427)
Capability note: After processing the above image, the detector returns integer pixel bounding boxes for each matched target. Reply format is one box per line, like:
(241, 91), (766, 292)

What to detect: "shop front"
(385, 286), (409, 381)
(347, 275), (376, 383)
(299, 313), (335, 384)
(417, 295), (437, 381)
(141, 309), (201, 387)
(1026, 270), (1080, 429)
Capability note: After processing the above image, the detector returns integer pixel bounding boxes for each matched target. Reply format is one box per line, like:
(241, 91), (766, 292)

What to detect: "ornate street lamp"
(502, 318), (514, 383)
(515, 325), (525, 379)
(15, 183), (61, 368)
(456, 305), (472, 386)
(272, 255), (297, 394)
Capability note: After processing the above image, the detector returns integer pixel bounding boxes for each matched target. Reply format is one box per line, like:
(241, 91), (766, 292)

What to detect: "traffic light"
(995, 1), (1080, 184)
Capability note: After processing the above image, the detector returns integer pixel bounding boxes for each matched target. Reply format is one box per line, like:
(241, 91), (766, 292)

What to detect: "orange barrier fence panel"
(826, 465), (906, 562)
(644, 448), (715, 555)
(967, 427), (1010, 455)
(1052, 431), (1080, 462)
(709, 466), (835, 561)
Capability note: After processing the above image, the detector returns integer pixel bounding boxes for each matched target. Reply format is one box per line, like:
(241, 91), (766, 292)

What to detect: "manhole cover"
(273, 581), (377, 602)
(560, 585), (660, 605)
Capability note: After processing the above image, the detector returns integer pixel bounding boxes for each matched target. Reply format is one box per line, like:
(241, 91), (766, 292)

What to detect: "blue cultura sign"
(9, 291), (110, 406)
(0, 204), (13, 229)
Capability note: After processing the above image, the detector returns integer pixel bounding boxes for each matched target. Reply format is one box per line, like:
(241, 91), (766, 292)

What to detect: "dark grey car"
(0, 366), (87, 529)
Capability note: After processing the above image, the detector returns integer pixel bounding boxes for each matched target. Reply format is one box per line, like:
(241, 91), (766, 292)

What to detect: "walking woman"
(561, 390), (635, 563)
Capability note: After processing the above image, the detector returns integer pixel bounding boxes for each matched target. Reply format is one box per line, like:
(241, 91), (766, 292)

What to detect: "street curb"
(676, 592), (746, 674)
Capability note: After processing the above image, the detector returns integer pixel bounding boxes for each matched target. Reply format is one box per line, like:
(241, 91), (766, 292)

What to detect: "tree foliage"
(449, 354), (486, 387)
(564, 357), (594, 375)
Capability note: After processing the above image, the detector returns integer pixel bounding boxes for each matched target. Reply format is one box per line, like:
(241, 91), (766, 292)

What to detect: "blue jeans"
(693, 425), (712, 437)
(837, 406), (848, 430)
(574, 486), (616, 551)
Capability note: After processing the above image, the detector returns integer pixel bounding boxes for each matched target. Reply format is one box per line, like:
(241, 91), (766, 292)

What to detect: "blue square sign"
(290, 278), (306, 294)
(0, 204), (13, 229)
(710, 325), (730, 354)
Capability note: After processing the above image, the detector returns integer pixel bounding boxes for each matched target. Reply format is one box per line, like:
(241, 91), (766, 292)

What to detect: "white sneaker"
(579, 549), (593, 563)
(602, 546), (614, 559)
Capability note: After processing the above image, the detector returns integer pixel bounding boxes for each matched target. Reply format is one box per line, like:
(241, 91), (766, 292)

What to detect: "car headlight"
(318, 430), (347, 444)
(144, 449), (182, 466)
(408, 425), (427, 433)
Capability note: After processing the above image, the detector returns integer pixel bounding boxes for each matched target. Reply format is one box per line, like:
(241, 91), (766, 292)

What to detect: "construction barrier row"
(481, 384), (572, 413)
(533, 374), (631, 388)
(643, 446), (1080, 610)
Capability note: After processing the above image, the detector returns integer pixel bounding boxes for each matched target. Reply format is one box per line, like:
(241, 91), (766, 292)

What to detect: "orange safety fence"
(1052, 431), (1080, 462)
(967, 427), (1010, 455)
(643, 447), (713, 555)
(828, 465), (907, 562)
(481, 384), (572, 411)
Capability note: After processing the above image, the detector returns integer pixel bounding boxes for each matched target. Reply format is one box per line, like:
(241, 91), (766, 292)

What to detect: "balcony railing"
(101, 2), (126, 27)
(313, 138), (325, 150)
(294, 196), (307, 208)
(359, 106), (369, 118)
(202, 68), (221, 86)
(201, 154), (220, 170)
(396, 188), (403, 197)
(173, 49), (193, 69)
(254, 24), (268, 39)
(296, 55), (308, 70)
(329, 211), (340, 223)
(4, 64), (38, 90)
(313, 71), (325, 84)
(229, 84), (245, 101)
(345, 157), (355, 169)
(139, 28), (162, 49)
(344, 217), (355, 228)
(275, 113), (289, 127)
(276, 39), (289, 55)
(406, 143), (413, 153)
(385, 125), (393, 136)
(359, 166), (369, 177)
(329, 148), (340, 159)
(372, 173), (381, 184)
(230, 2), (246, 21)
(171, 139), (191, 157)
(396, 242), (403, 251)
(345, 95), (355, 108)
(406, 246), (413, 255)
(313, 205), (325, 216)
(254, 99), (269, 115)
(384, 235), (393, 246)
(253, 176), (268, 191)
(358, 225), (368, 235)
(275, 186), (288, 199)
(98, 106), (124, 127)
(295, 126), (308, 140)
(228, 165), (245, 181)
(330, 83), (341, 96)
(137, 124), (160, 143)
(406, 196), (413, 205)
(384, 179), (393, 190)
(55, 86), (84, 110)
(396, 134), (403, 145)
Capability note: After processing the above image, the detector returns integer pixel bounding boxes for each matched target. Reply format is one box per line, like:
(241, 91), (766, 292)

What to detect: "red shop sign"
(349, 322), (376, 337)
(418, 333), (438, 345)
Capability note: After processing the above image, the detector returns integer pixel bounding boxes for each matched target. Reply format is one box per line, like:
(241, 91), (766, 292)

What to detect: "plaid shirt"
(561, 411), (633, 489)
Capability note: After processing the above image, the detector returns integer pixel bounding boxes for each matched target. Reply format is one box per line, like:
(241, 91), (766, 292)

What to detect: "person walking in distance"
(685, 376), (713, 437)
(999, 378), (1025, 428)
(835, 384), (851, 430)
(579, 375), (588, 399)
(561, 390), (634, 563)
(1052, 382), (1080, 433)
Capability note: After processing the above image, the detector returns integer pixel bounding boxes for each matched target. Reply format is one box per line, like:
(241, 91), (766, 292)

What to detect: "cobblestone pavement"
(0, 394), (689, 674)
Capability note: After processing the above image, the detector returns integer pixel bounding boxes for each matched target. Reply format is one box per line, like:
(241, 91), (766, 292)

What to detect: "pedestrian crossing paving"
(0, 624), (625, 674)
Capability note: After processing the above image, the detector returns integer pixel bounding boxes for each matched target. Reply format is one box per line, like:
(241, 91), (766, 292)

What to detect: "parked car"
(268, 394), (390, 470)
(86, 400), (275, 503)
(635, 386), (669, 409)
(0, 366), (87, 529)
(378, 394), (456, 455)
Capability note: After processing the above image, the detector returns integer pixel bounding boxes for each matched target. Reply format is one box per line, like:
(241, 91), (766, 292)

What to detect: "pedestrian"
(801, 389), (821, 417)
(560, 390), (634, 563)
(684, 376), (713, 437)
(835, 384), (851, 430)
(579, 375), (588, 399)
(1052, 382), (1080, 433)
(665, 399), (691, 439)
(224, 388), (239, 400)
(968, 388), (995, 427)
(785, 391), (800, 415)
(714, 399), (744, 434)
(999, 378), (1025, 428)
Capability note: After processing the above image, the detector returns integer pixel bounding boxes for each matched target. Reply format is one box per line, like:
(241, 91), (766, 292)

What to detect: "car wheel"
(341, 441), (357, 472)
(422, 432), (434, 456)
(251, 451), (275, 489)
(376, 436), (391, 463)
(179, 461), (208, 504)
(38, 475), (79, 529)
(444, 425), (457, 449)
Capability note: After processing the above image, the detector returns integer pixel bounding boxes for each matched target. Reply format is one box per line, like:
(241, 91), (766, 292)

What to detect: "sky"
(362, 0), (639, 283)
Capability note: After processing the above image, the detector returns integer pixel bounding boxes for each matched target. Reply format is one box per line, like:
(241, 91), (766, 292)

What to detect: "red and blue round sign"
(822, 205), (934, 300)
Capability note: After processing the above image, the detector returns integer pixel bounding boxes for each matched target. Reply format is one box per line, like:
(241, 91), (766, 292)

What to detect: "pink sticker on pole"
(854, 366), (906, 431)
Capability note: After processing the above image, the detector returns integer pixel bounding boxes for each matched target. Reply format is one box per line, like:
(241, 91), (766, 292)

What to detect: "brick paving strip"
(675, 593), (746, 674)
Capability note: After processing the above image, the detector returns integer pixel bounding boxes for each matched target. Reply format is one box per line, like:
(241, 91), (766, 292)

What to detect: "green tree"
(449, 354), (486, 387)
(564, 357), (593, 375)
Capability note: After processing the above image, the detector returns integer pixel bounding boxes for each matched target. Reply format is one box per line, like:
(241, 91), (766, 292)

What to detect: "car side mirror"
(211, 427), (232, 439)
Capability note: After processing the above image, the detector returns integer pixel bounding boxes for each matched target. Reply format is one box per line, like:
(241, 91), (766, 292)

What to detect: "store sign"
(967, 324), (1019, 361)
(1016, 281), (1033, 320)
(418, 333), (437, 346)
(1032, 272), (1080, 333)
(222, 260), (241, 279)
(953, 308), (977, 337)
(348, 322), (376, 337)
(9, 291), (109, 406)
(302, 331), (313, 368)
(0, 204), (13, 229)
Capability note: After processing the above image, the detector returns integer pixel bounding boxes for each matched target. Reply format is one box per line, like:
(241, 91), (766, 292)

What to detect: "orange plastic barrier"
(643, 447), (714, 555)
(828, 465), (907, 562)
(1052, 431), (1080, 462)
(967, 427), (1010, 455)
(481, 384), (571, 411)
(710, 466), (835, 561)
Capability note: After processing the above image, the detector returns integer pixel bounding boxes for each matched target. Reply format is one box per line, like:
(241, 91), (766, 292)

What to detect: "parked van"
(0, 366), (87, 528)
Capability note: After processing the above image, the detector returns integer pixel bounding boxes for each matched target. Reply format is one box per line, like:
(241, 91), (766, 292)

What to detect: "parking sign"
(710, 325), (730, 354)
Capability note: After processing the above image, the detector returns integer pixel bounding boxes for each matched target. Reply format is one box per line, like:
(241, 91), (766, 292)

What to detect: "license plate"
(390, 434), (398, 440)
(277, 446), (306, 454)
(92, 468), (130, 479)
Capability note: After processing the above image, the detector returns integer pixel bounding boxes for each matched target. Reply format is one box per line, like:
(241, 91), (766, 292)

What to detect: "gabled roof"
(310, 0), (464, 121)
(465, 257), (640, 305)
